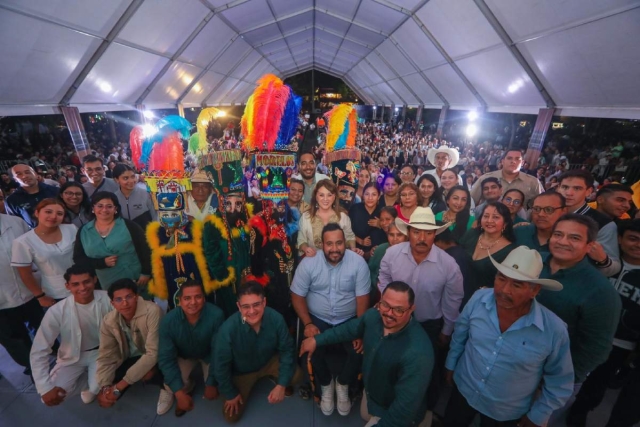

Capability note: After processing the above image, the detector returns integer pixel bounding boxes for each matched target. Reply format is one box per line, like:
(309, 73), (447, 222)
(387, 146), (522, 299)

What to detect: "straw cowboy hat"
(190, 169), (210, 183)
(427, 147), (459, 168)
(489, 246), (563, 291)
(395, 207), (450, 235)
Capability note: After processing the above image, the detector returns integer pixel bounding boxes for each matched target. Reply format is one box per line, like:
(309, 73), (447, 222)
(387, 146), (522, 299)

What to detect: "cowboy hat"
(190, 169), (211, 184)
(427, 147), (459, 168)
(489, 246), (562, 291)
(395, 207), (450, 235)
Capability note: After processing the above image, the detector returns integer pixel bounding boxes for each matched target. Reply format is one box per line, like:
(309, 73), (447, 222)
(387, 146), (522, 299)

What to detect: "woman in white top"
(11, 199), (77, 306)
(297, 179), (362, 257)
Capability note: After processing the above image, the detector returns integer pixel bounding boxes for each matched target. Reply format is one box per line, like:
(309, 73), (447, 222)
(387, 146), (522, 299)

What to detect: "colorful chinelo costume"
(130, 116), (213, 309)
(241, 74), (302, 325)
(198, 108), (253, 318)
(324, 104), (361, 210)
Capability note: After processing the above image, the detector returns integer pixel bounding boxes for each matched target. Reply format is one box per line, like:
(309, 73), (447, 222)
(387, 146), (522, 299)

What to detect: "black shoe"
(298, 383), (312, 400)
(566, 406), (588, 427)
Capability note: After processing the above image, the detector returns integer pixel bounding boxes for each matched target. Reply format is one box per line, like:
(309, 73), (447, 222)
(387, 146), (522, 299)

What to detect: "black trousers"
(420, 318), (443, 411)
(111, 356), (164, 398)
(310, 314), (362, 388)
(443, 384), (520, 427)
(0, 298), (44, 369)
(606, 364), (640, 427)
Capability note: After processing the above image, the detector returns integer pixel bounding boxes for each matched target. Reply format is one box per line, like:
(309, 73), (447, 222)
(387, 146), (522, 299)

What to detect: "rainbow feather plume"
(242, 74), (286, 151)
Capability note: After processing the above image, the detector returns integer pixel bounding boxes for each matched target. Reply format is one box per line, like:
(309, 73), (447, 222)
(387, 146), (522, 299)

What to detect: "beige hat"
(427, 147), (459, 169)
(489, 246), (562, 291)
(190, 169), (210, 184)
(395, 207), (450, 235)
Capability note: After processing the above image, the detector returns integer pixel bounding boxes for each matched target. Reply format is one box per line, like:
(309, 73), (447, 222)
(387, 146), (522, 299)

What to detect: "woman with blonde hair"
(297, 179), (361, 258)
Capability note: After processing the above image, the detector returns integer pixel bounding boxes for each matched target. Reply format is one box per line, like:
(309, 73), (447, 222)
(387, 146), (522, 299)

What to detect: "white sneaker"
(157, 389), (174, 415)
(320, 379), (335, 416)
(80, 390), (96, 404)
(335, 381), (352, 416)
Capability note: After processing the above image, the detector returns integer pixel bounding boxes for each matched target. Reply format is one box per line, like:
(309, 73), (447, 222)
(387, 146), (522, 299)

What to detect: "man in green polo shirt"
(300, 281), (433, 427)
(537, 214), (621, 421)
(158, 281), (225, 417)
(515, 192), (567, 254)
(215, 281), (302, 423)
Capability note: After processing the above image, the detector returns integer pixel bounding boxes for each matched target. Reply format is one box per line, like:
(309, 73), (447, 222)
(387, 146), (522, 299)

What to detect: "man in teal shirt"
(514, 192), (567, 254)
(158, 281), (225, 417)
(215, 281), (302, 423)
(537, 214), (622, 421)
(300, 281), (433, 427)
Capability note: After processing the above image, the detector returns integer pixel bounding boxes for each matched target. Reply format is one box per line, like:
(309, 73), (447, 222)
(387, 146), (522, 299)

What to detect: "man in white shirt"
(30, 264), (112, 406)
(0, 214), (43, 376)
(417, 147), (463, 186)
(185, 169), (217, 221)
(292, 152), (329, 205)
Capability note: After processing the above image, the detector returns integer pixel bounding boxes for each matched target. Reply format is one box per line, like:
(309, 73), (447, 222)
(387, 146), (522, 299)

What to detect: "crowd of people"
(0, 94), (639, 427)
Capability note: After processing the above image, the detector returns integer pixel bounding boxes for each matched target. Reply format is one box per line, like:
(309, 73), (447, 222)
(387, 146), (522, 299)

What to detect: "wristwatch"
(112, 387), (121, 398)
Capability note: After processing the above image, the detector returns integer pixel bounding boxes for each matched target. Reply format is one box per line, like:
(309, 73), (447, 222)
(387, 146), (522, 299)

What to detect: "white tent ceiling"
(1, 0), (640, 118)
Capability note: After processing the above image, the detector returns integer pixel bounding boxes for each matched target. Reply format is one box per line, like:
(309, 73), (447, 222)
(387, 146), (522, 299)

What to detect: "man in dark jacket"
(5, 163), (58, 227)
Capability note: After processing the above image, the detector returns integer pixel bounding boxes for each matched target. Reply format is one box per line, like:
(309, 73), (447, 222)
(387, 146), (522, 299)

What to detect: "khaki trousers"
(163, 358), (209, 393)
(223, 355), (303, 423)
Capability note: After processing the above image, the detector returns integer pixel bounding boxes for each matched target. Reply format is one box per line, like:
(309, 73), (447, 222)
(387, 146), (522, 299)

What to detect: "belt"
(84, 346), (99, 352)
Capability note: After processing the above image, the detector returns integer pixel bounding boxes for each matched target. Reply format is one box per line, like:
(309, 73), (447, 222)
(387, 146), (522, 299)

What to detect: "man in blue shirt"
(5, 163), (58, 228)
(291, 223), (370, 417)
(444, 246), (574, 427)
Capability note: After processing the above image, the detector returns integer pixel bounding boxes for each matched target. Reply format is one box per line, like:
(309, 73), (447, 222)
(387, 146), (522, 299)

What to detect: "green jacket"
(538, 256), (621, 383)
(158, 303), (225, 392)
(368, 243), (390, 287)
(315, 308), (433, 427)
(215, 307), (296, 399)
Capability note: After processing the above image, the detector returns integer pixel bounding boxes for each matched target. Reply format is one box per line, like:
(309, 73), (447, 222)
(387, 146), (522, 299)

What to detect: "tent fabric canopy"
(1, 0), (640, 118)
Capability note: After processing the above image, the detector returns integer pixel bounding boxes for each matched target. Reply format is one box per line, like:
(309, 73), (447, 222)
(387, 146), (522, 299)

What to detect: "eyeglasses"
(63, 191), (83, 197)
(502, 197), (522, 206)
(239, 300), (264, 311)
(94, 204), (115, 210)
(399, 172), (414, 176)
(113, 294), (136, 304)
(376, 300), (411, 316)
(531, 206), (564, 215)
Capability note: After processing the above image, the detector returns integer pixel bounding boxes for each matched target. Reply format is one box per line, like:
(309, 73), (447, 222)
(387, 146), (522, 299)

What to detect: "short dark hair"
(558, 169), (594, 189)
(112, 163), (135, 179)
(596, 183), (633, 198)
(481, 177), (502, 190)
(177, 280), (206, 298)
(82, 154), (104, 167)
(382, 281), (415, 306)
(107, 278), (138, 300)
(363, 181), (379, 195)
(501, 149), (524, 160)
(533, 191), (566, 208)
(91, 191), (122, 218)
(299, 152), (315, 163)
(321, 223), (345, 242)
(617, 219), (640, 237)
(64, 264), (96, 283)
(380, 206), (398, 219)
(237, 281), (265, 299)
(289, 178), (304, 189)
(552, 213), (599, 243)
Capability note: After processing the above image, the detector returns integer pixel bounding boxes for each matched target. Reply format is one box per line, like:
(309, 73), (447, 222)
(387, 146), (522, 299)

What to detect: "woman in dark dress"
(459, 201), (517, 290)
(417, 174), (446, 214)
(349, 182), (386, 259)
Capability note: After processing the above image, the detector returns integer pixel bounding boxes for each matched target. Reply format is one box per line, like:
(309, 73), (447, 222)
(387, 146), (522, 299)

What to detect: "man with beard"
(291, 223), (370, 417)
(537, 214), (622, 421)
(294, 152), (328, 205)
(300, 281), (433, 427)
(5, 163), (59, 227)
(443, 247), (573, 427)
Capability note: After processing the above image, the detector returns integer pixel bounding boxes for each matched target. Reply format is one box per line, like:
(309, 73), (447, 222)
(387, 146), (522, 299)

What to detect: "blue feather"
(140, 137), (156, 166)
(276, 91), (302, 147)
(155, 115), (192, 139)
(335, 119), (349, 150)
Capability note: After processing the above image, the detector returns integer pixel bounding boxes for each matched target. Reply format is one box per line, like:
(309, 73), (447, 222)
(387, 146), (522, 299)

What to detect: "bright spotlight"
(143, 110), (155, 119)
(394, 107), (399, 112)
(466, 124), (478, 138)
(99, 82), (112, 93)
(216, 110), (227, 118)
(467, 111), (478, 121)
(372, 106), (377, 110)
(142, 124), (157, 138)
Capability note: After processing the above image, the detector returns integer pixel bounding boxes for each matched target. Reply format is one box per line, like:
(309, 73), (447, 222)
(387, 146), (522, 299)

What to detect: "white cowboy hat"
(489, 246), (563, 291)
(395, 207), (450, 236)
(427, 147), (459, 168)
(190, 169), (210, 184)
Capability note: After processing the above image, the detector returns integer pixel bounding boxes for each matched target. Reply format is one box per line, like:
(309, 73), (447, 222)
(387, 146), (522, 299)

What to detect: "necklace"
(477, 233), (502, 251)
(95, 221), (115, 238)
(443, 210), (456, 223)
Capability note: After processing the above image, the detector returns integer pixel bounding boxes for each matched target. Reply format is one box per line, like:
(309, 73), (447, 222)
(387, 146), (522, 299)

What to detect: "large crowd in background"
(0, 114), (639, 427)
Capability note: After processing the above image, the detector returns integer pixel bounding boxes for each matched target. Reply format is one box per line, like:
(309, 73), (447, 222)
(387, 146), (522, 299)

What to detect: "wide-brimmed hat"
(427, 147), (459, 168)
(395, 207), (450, 235)
(190, 169), (210, 184)
(489, 246), (562, 291)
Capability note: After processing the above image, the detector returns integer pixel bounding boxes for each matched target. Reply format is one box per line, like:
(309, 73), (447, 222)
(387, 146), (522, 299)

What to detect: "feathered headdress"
(241, 74), (302, 152)
(192, 107), (224, 154)
(240, 74), (302, 203)
(324, 104), (361, 189)
(133, 115), (191, 171)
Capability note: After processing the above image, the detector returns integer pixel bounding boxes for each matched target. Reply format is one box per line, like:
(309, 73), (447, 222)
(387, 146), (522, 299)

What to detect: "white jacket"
(30, 291), (113, 395)
(0, 214), (33, 310)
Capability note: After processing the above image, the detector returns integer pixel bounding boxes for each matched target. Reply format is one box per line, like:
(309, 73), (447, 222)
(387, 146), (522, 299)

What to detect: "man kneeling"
(215, 281), (302, 423)
(95, 279), (169, 413)
(31, 265), (113, 406)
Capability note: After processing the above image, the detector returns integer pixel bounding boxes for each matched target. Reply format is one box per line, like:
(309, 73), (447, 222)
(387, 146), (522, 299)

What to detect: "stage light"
(142, 124), (157, 138)
(143, 110), (155, 119)
(216, 111), (226, 118)
(467, 111), (478, 121)
(466, 124), (478, 137)
(99, 82), (112, 93)
(373, 106), (377, 110)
